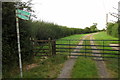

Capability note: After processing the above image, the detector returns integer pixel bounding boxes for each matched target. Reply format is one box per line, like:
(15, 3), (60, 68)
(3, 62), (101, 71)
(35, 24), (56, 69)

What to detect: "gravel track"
(90, 33), (109, 78)
(57, 34), (91, 78)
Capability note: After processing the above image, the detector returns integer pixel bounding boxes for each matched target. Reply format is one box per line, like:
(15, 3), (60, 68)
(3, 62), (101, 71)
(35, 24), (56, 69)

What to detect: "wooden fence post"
(31, 38), (36, 57)
(52, 40), (56, 55)
(48, 38), (52, 56)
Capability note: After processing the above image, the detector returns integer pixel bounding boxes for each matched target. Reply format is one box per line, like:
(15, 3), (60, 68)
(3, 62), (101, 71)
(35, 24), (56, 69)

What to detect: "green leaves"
(31, 21), (87, 40)
(90, 23), (98, 32)
(2, 1), (34, 78)
(107, 22), (118, 38)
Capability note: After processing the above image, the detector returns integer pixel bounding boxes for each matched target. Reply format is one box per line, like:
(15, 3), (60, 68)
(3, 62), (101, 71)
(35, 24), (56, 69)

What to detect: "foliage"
(107, 22), (119, 38)
(2, 2), (18, 77)
(107, 23), (114, 35)
(111, 23), (118, 38)
(30, 20), (91, 40)
(84, 27), (91, 33)
(90, 23), (98, 32)
(2, 1), (34, 78)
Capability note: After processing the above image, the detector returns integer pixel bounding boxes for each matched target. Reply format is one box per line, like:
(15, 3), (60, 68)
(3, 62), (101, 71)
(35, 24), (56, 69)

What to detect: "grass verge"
(14, 54), (67, 78)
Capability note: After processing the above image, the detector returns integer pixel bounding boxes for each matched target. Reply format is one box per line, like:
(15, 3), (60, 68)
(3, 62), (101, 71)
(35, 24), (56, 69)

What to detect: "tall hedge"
(107, 22), (119, 38)
(30, 21), (90, 40)
(2, 2), (34, 78)
(2, 2), (18, 77)
(111, 23), (118, 38)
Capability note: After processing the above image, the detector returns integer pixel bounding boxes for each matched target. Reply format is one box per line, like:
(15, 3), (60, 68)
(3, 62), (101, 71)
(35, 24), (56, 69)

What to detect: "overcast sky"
(23, 0), (119, 30)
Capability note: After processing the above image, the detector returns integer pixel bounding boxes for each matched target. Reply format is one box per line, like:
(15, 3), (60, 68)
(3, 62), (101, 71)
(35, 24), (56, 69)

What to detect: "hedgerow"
(107, 22), (119, 38)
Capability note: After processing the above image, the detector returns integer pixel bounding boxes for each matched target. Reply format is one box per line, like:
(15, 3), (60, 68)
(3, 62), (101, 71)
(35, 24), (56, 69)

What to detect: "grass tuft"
(72, 57), (98, 78)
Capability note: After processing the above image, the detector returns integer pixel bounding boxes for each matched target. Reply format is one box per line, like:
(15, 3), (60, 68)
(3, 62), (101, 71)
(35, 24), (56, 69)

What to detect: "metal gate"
(56, 39), (120, 59)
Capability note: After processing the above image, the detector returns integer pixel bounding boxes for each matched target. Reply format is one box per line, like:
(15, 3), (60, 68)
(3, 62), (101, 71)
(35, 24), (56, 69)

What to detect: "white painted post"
(118, 1), (120, 21)
(106, 14), (108, 25)
(16, 9), (23, 78)
(118, 2), (120, 79)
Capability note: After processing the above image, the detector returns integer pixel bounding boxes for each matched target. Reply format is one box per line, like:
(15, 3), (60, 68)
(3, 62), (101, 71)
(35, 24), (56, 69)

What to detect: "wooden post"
(85, 40), (86, 58)
(52, 40), (56, 55)
(48, 38), (52, 55)
(103, 40), (104, 58)
(69, 40), (70, 57)
(32, 38), (36, 57)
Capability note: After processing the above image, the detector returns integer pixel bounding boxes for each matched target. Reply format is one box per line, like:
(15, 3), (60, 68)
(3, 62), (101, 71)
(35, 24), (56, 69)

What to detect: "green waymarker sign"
(17, 14), (29, 20)
(17, 9), (30, 20)
(17, 9), (30, 16)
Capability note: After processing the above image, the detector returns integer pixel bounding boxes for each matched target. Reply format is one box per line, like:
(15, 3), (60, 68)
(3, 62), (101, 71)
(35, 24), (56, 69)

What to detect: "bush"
(111, 23), (118, 38)
(107, 22), (119, 38)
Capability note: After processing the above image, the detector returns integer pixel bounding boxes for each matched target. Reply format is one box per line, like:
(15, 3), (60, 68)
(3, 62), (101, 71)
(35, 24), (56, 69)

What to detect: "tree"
(2, 0), (34, 78)
(101, 28), (106, 31)
(106, 22), (119, 38)
(106, 22), (114, 35)
(90, 23), (98, 32)
(84, 27), (91, 33)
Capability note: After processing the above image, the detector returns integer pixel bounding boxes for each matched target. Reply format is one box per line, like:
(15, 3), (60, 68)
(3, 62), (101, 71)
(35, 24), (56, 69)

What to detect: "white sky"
(23, 0), (119, 30)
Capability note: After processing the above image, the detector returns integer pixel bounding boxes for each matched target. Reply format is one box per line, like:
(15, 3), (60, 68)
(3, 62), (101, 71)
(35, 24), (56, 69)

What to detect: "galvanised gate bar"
(56, 39), (120, 59)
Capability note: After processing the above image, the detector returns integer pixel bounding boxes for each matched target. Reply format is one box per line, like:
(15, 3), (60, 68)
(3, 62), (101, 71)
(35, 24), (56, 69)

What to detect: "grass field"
(93, 31), (119, 78)
(93, 32), (118, 58)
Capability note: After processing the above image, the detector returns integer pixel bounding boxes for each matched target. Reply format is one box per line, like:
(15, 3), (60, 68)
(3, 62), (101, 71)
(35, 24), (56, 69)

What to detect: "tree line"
(2, 1), (99, 78)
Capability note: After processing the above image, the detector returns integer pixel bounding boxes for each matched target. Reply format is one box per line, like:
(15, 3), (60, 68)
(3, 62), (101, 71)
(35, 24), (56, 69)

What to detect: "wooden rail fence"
(32, 38), (56, 57)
